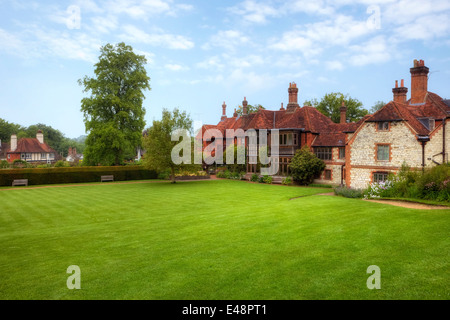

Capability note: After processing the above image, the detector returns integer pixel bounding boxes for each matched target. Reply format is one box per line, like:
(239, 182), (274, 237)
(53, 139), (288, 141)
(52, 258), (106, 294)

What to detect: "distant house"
(6, 130), (57, 163)
(66, 147), (83, 163)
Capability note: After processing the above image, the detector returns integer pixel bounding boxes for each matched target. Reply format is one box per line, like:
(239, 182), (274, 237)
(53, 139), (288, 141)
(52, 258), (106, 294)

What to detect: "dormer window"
(377, 122), (389, 131)
(418, 118), (435, 131)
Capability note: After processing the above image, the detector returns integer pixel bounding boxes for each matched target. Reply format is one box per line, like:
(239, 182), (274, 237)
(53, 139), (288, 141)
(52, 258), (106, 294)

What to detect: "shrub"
(54, 160), (70, 167)
(239, 171), (247, 180)
(258, 175), (266, 183)
(282, 176), (292, 185)
(334, 186), (364, 198)
(363, 179), (396, 199)
(158, 170), (171, 180)
(263, 175), (273, 184)
(0, 166), (158, 186)
(289, 146), (326, 185)
(0, 160), (10, 169)
(250, 173), (259, 182)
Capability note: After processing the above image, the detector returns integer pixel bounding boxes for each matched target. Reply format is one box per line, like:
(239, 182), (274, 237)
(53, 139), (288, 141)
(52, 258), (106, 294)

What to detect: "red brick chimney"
(242, 97), (248, 115)
(233, 108), (237, 117)
(392, 79), (408, 104)
(286, 82), (299, 112)
(340, 101), (347, 124)
(221, 101), (227, 121)
(410, 59), (429, 104)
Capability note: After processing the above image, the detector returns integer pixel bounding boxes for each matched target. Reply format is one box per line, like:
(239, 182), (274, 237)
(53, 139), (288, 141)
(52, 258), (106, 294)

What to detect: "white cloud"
(349, 36), (391, 66)
(202, 30), (250, 52)
(286, 0), (335, 15)
(121, 25), (194, 50)
(90, 15), (118, 34)
(325, 60), (344, 71)
(228, 0), (280, 24)
(165, 63), (189, 71)
(196, 56), (225, 70)
(106, 0), (192, 19)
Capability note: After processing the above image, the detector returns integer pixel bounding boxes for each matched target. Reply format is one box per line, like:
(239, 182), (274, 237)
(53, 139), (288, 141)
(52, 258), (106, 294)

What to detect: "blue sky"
(0, 0), (449, 138)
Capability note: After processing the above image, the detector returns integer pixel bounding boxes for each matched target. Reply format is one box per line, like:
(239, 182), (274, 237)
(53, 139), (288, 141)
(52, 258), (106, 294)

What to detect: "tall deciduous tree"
(79, 42), (150, 166)
(143, 108), (194, 183)
(312, 93), (368, 123)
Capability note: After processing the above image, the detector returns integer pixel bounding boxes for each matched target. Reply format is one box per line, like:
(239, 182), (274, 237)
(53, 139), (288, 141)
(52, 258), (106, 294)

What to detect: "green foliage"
(289, 146), (326, 185)
(142, 108), (193, 183)
(223, 144), (246, 173)
(0, 118), (24, 141)
(363, 163), (450, 202)
(54, 160), (70, 168)
(235, 104), (265, 116)
(0, 166), (157, 186)
(0, 160), (10, 169)
(334, 186), (364, 198)
(309, 92), (368, 123)
(79, 42), (150, 166)
(263, 175), (273, 184)
(281, 176), (292, 185)
(250, 173), (259, 182)
(369, 101), (386, 114)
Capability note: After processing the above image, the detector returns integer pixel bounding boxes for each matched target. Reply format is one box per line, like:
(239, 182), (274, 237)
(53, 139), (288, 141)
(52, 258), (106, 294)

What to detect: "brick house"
(347, 60), (450, 189)
(200, 59), (449, 189)
(6, 130), (57, 163)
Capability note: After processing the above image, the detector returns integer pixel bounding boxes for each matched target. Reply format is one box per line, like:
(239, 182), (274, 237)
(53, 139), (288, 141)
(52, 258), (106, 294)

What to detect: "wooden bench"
(12, 179), (28, 187)
(100, 175), (114, 182)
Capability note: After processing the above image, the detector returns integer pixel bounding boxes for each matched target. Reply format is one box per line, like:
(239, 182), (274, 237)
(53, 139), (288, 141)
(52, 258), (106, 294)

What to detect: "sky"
(0, 0), (449, 139)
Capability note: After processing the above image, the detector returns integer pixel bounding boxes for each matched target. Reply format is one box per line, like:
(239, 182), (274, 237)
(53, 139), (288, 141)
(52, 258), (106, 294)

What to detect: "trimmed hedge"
(0, 166), (158, 186)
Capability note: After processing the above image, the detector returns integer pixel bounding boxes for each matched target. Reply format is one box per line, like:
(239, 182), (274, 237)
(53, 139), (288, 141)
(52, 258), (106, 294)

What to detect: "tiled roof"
(365, 91), (449, 136)
(201, 105), (357, 146)
(8, 138), (56, 154)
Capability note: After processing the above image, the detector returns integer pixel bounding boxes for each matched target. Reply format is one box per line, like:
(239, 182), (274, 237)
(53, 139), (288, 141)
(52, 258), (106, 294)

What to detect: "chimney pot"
(410, 59), (429, 104)
(340, 101), (347, 124)
(10, 134), (17, 152)
(36, 130), (44, 144)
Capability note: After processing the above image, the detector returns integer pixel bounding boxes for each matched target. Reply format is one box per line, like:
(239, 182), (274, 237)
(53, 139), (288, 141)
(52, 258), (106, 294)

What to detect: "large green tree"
(143, 108), (194, 183)
(306, 93), (368, 123)
(0, 118), (24, 142)
(79, 42), (150, 166)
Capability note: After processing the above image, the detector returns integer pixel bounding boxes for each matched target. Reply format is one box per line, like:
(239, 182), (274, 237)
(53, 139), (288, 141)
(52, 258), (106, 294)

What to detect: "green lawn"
(0, 179), (448, 300)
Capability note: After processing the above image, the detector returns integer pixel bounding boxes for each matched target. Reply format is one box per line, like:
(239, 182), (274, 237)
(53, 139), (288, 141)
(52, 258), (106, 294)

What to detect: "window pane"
(377, 145), (389, 161)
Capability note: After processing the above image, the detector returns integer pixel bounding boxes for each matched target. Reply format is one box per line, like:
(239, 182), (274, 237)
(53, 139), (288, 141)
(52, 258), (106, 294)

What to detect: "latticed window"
(314, 147), (332, 160)
(377, 145), (389, 161)
(373, 172), (388, 183)
(377, 122), (389, 131)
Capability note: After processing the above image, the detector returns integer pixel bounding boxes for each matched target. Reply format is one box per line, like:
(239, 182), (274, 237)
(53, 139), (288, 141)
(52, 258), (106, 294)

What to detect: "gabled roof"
(201, 105), (360, 147)
(8, 138), (56, 154)
(365, 91), (449, 136)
